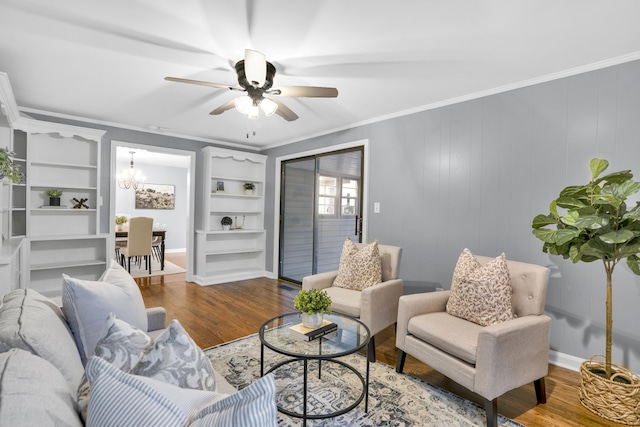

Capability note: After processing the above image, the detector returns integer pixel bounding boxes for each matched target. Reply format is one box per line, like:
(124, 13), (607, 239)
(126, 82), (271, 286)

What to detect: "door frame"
(109, 140), (197, 281)
(271, 139), (370, 278)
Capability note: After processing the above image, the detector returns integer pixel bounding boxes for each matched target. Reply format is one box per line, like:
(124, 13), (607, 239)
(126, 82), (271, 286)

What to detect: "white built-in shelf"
(195, 147), (267, 286)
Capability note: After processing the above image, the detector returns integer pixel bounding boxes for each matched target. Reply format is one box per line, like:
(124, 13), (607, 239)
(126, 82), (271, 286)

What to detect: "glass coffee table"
(259, 312), (370, 426)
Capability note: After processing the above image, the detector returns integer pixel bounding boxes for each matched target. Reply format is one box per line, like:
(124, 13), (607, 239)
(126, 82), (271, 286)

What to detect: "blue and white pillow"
(78, 314), (218, 421)
(85, 357), (277, 427)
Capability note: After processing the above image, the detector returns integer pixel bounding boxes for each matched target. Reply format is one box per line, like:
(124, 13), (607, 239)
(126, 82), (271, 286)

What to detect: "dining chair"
(119, 216), (154, 274)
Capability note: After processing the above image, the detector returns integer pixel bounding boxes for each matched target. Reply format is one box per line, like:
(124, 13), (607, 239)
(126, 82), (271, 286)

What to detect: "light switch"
(374, 202), (380, 213)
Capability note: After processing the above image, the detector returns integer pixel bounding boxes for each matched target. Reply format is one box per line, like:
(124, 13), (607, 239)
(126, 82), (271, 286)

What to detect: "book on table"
(290, 319), (338, 341)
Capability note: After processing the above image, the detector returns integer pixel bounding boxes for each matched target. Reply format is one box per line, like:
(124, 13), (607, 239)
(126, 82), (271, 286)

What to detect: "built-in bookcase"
(15, 119), (108, 302)
(195, 147), (267, 285)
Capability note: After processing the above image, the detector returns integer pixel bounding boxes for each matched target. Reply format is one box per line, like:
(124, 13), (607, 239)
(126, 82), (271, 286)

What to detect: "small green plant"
(243, 182), (256, 191)
(46, 189), (63, 197)
(294, 288), (332, 315)
(0, 148), (24, 184)
(115, 215), (128, 225)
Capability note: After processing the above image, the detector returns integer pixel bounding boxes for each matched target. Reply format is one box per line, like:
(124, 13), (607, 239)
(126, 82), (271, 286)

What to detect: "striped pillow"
(85, 357), (276, 427)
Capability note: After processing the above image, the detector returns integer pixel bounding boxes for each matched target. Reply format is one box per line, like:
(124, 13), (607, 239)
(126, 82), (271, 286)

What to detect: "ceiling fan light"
(234, 96), (253, 114)
(247, 105), (260, 120)
(244, 49), (266, 87)
(260, 98), (278, 116)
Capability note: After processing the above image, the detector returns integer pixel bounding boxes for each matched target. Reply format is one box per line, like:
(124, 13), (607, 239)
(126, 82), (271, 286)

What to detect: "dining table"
(115, 229), (166, 270)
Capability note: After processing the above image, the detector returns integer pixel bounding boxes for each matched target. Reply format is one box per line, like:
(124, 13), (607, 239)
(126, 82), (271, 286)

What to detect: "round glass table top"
(259, 312), (370, 359)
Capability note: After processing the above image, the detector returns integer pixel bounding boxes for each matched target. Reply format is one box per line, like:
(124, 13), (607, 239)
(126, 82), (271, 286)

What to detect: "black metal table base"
(261, 347), (370, 426)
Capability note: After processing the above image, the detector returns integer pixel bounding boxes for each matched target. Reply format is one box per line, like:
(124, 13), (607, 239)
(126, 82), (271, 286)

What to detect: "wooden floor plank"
(136, 253), (620, 427)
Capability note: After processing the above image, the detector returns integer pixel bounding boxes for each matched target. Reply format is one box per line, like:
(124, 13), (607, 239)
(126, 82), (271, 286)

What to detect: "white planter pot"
(301, 312), (323, 328)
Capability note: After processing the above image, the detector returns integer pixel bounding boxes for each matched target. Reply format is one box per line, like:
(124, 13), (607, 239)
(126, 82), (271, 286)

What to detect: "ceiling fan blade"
(209, 98), (238, 115)
(269, 86), (338, 98)
(268, 97), (299, 121)
(165, 76), (243, 91)
(244, 49), (266, 87)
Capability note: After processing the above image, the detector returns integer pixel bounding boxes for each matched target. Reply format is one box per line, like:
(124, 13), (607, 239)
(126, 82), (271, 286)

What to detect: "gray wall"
(263, 59), (640, 372)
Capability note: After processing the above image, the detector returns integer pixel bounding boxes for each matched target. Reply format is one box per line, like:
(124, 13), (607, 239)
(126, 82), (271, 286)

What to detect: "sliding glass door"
(279, 147), (363, 283)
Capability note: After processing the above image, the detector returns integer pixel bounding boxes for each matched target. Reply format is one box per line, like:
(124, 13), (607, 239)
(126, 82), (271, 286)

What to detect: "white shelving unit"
(15, 118), (108, 302)
(0, 72), (26, 298)
(195, 147), (267, 285)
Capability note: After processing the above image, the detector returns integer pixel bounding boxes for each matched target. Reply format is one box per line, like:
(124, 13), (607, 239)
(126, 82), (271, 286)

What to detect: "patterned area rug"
(204, 334), (525, 427)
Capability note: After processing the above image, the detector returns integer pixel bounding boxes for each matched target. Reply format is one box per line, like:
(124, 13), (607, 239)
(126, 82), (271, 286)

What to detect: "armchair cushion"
(333, 238), (382, 291)
(408, 312), (483, 364)
(446, 249), (514, 326)
(324, 287), (361, 317)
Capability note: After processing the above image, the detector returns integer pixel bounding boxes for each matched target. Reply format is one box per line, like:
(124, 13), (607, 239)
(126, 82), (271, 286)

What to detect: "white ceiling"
(1, 1), (640, 151)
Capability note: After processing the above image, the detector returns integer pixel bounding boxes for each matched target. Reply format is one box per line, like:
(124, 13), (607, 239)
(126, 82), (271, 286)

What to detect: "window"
(318, 176), (337, 216)
(318, 175), (359, 217)
(341, 178), (358, 216)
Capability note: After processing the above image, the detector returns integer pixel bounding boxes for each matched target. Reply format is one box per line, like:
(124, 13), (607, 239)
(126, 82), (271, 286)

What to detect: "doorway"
(278, 146), (365, 283)
(110, 141), (196, 280)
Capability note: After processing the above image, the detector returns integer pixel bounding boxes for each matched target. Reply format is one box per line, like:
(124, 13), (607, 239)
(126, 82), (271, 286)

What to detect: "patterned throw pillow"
(332, 238), (382, 291)
(85, 357), (277, 427)
(131, 319), (217, 391)
(79, 315), (217, 422)
(445, 249), (514, 326)
(78, 313), (154, 421)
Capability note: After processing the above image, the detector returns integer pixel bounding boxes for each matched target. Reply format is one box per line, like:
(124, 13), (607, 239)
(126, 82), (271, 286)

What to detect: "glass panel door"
(279, 157), (315, 282)
(279, 147), (363, 283)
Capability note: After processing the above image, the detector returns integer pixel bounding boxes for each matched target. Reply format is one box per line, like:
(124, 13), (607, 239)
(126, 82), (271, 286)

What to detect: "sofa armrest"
(396, 291), (450, 349)
(475, 314), (551, 400)
(146, 307), (167, 332)
(360, 279), (403, 336)
(302, 271), (338, 290)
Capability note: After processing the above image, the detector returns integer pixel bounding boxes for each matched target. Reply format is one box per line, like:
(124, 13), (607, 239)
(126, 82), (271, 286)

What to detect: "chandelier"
(117, 151), (145, 190)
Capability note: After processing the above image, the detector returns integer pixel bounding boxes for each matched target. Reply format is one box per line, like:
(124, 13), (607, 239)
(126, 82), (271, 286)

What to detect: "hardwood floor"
(136, 253), (618, 427)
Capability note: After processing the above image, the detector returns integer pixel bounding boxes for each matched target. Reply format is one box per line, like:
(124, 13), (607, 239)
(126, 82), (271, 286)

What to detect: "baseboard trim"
(549, 350), (584, 372)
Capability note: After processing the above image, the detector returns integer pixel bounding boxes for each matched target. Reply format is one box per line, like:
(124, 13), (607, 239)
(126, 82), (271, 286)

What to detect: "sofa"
(0, 262), (243, 426)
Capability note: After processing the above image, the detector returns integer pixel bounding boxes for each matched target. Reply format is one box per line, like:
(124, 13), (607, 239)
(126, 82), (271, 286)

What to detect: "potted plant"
(294, 288), (332, 328)
(220, 216), (233, 231)
(46, 189), (63, 207)
(0, 147), (24, 184)
(243, 182), (256, 195)
(115, 215), (128, 231)
(531, 158), (640, 425)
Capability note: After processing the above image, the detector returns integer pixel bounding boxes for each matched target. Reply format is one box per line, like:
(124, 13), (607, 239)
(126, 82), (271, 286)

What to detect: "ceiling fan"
(165, 49), (338, 121)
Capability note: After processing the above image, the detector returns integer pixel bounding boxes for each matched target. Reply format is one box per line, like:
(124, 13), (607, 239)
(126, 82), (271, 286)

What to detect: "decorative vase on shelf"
(221, 216), (233, 231)
(301, 312), (323, 329)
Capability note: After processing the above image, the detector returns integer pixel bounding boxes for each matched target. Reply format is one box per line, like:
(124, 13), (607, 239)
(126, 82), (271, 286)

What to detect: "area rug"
(204, 334), (524, 426)
(125, 259), (185, 278)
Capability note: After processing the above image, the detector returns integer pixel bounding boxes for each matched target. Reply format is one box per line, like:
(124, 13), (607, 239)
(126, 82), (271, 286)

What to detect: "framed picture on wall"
(135, 184), (175, 209)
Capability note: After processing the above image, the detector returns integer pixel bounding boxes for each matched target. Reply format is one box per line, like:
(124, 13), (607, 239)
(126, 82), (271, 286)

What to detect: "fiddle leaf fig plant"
(532, 158), (640, 378)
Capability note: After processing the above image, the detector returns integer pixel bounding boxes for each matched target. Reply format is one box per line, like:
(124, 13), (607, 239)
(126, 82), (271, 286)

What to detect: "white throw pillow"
(62, 261), (148, 363)
(85, 357), (277, 427)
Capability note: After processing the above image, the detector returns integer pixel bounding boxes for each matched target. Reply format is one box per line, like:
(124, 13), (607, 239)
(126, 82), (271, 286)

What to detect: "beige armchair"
(395, 256), (550, 427)
(302, 243), (402, 362)
(120, 216), (154, 274)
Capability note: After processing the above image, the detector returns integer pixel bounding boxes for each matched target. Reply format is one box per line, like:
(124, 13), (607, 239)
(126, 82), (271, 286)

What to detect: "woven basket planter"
(579, 356), (640, 425)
